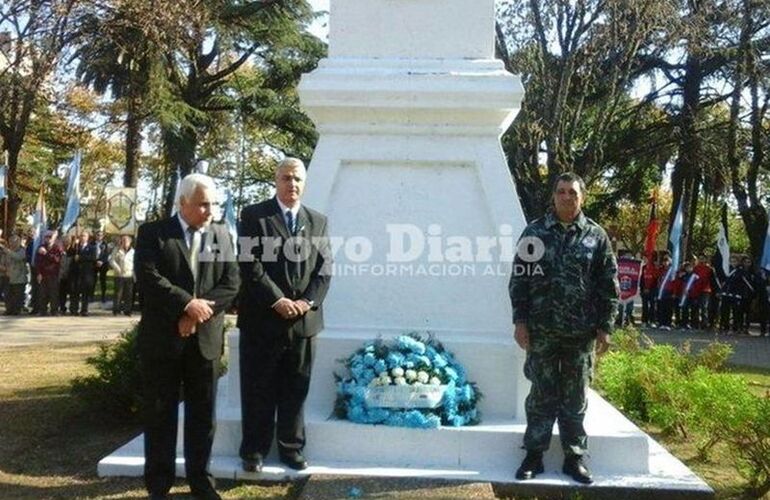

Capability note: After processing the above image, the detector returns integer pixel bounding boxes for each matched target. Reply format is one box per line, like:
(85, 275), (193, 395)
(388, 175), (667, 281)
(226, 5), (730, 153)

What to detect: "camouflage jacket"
(509, 211), (619, 336)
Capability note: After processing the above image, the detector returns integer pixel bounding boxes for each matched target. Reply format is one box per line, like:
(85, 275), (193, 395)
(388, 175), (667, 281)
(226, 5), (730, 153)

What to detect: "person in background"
(25, 228), (39, 314)
(70, 231), (97, 316)
(656, 255), (676, 331)
(36, 230), (63, 316)
(731, 256), (755, 335)
(718, 255), (739, 333)
(640, 254), (660, 327)
(678, 261), (700, 330)
(58, 235), (75, 314)
(758, 269), (769, 337)
(0, 235), (28, 315)
(0, 231), (7, 302)
(94, 230), (111, 304)
(109, 234), (135, 316)
(693, 255), (714, 329)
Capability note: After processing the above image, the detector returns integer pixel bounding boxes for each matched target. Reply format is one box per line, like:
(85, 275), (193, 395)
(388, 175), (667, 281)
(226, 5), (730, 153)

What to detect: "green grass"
(0, 342), (767, 499)
(0, 343), (299, 499)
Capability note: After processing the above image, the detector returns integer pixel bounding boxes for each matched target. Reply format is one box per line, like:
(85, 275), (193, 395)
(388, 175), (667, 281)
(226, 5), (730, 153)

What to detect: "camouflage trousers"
(522, 332), (595, 456)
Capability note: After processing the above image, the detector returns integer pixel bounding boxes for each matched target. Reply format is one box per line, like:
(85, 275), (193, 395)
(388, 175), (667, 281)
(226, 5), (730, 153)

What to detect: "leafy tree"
(0, 0), (81, 232)
(496, 0), (677, 221)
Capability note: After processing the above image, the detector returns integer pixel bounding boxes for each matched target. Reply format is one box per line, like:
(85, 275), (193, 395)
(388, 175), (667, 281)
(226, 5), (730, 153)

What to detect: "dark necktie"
(286, 210), (296, 236)
(187, 226), (201, 287)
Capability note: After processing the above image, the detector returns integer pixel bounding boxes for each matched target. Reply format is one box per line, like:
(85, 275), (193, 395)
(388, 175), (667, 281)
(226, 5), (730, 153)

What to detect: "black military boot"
(515, 450), (544, 480)
(563, 454), (593, 484)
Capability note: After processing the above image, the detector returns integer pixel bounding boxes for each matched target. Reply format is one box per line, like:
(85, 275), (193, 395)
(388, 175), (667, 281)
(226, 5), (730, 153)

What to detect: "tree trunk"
(161, 124), (198, 217)
(123, 96), (142, 188)
(670, 53), (702, 263)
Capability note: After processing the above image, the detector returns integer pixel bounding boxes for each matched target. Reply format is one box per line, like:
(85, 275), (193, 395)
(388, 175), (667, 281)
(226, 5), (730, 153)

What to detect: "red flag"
(643, 192), (659, 263)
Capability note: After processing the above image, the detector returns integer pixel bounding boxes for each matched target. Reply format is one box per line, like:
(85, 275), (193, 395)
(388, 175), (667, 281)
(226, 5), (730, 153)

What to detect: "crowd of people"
(637, 252), (769, 336)
(0, 228), (136, 317)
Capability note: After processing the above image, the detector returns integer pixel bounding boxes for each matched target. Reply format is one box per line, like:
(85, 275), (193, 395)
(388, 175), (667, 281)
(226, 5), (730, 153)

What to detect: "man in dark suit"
(135, 173), (240, 500)
(94, 230), (111, 303)
(238, 157), (332, 473)
(70, 231), (97, 316)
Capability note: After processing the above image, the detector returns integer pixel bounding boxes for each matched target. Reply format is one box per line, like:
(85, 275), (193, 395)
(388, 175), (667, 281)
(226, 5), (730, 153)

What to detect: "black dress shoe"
(563, 454), (593, 484)
(190, 484), (222, 500)
(241, 453), (263, 473)
(279, 451), (308, 471)
(515, 450), (544, 480)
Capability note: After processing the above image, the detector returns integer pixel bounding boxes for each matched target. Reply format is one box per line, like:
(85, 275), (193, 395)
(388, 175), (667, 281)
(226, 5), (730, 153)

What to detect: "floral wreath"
(334, 333), (482, 429)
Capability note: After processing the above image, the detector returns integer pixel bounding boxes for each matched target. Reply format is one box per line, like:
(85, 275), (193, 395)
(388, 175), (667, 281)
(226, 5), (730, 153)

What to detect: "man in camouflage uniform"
(509, 172), (619, 484)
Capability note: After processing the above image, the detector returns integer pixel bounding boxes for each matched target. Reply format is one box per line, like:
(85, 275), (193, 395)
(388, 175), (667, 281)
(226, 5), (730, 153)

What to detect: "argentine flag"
(222, 190), (238, 255)
(0, 165), (6, 200)
(60, 152), (81, 233)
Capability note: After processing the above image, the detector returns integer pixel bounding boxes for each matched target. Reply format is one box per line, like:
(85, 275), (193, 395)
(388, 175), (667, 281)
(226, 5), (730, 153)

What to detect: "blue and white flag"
(60, 152), (81, 233)
(0, 165), (6, 200)
(222, 190), (238, 255)
(669, 197), (685, 272)
(659, 197), (685, 293)
(171, 167), (181, 216)
(680, 273), (699, 307)
(760, 209), (770, 272)
(31, 188), (47, 267)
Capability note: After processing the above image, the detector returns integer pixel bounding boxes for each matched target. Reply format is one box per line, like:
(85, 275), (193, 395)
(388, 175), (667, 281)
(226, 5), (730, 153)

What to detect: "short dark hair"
(552, 172), (586, 195)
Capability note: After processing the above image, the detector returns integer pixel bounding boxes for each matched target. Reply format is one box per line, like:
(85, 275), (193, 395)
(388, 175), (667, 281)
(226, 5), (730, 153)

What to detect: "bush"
(596, 327), (770, 496)
(71, 321), (234, 421)
(71, 325), (143, 421)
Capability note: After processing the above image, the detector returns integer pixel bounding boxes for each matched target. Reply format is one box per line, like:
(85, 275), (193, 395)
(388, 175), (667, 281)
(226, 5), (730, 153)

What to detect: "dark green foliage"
(71, 325), (143, 422)
(596, 327), (770, 496)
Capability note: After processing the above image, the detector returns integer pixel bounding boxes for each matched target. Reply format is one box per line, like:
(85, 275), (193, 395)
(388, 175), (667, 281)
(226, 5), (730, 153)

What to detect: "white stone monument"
(99, 0), (712, 494)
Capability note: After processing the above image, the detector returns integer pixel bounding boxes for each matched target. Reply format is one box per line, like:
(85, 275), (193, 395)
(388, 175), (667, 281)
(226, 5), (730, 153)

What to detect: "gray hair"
(275, 157), (306, 177)
(178, 172), (217, 206)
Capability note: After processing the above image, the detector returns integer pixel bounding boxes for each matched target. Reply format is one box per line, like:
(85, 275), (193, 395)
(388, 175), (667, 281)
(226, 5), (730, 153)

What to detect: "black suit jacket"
(237, 198), (331, 339)
(72, 242), (97, 288)
(135, 216), (240, 360)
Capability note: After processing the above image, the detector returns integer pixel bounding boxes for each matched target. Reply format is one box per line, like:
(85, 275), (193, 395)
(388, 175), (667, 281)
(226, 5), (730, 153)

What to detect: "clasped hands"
(178, 298), (216, 337)
(273, 297), (310, 320)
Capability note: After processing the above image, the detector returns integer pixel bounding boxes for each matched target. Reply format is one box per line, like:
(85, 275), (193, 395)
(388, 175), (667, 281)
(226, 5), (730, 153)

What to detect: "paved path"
(2, 301), (768, 369)
(0, 303), (136, 346)
(642, 326), (770, 370)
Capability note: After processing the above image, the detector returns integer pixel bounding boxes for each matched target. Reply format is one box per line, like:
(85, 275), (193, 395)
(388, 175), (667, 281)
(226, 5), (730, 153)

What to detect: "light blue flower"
(397, 336), (426, 354)
(373, 359), (387, 374)
(386, 351), (405, 369)
(363, 352), (376, 367)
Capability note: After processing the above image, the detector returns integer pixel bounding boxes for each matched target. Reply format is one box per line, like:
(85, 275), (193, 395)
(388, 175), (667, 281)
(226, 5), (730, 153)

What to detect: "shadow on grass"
(0, 382), (140, 479)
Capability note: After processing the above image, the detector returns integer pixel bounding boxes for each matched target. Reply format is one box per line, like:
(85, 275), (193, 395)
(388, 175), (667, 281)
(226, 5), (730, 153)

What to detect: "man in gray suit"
(135, 173), (240, 500)
(238, 157), (332, 473)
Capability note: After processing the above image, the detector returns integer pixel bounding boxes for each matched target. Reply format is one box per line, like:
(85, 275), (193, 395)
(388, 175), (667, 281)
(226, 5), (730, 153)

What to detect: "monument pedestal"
(99, 330), (711, 495)
(98, 0), (712, 495)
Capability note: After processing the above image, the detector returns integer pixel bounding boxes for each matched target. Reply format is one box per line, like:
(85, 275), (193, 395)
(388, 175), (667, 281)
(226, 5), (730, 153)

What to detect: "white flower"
(412, 381), (424, 386)
(369, 378), (381, 387)
(394, 376), (407, 385)
(429, 376), (442, 386)
(405, 369), (417, 381)
(391, 367), (405, 378)
(380, 375), (393, 385)
(417, 371), (430, 384)
(378, 371), (389, 379)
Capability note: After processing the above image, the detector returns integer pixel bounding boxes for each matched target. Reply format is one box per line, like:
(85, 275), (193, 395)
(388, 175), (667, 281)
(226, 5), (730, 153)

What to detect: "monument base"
(98, 331), (713, 497)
